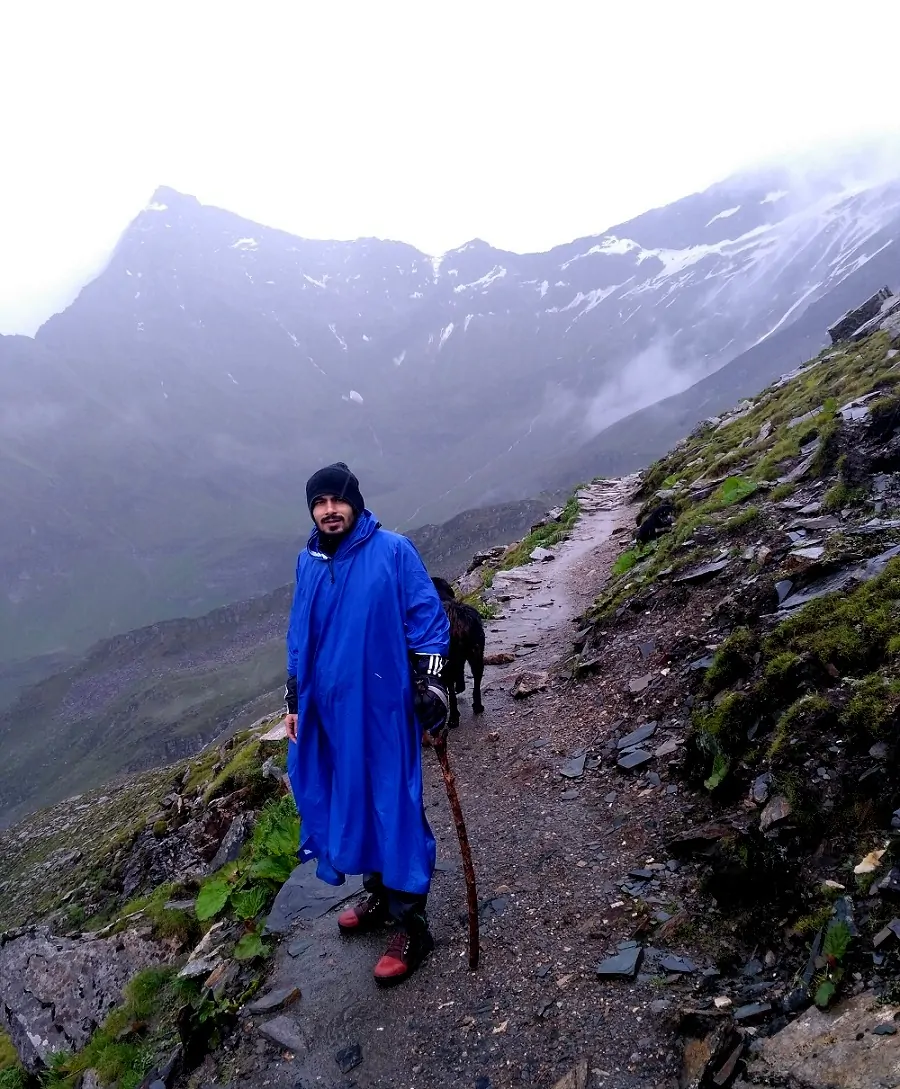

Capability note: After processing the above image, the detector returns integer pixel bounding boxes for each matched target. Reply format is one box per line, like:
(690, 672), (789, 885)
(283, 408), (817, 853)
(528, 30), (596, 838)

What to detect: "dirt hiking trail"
(239, 476), (681, 1089)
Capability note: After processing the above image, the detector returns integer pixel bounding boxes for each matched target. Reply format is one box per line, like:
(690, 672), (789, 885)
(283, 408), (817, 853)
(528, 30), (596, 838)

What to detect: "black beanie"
(306, 462), (365, 515)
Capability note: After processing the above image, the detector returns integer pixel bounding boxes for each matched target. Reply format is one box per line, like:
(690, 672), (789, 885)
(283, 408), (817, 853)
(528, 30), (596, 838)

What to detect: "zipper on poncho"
(328, 559), (335, 584)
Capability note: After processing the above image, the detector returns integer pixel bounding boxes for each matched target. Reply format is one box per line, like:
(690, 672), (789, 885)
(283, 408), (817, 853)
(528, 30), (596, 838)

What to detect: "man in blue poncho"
(283, 462), (451, 986)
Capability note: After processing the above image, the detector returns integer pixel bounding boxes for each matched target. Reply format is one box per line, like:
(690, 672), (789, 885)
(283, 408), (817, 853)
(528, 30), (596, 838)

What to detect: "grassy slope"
(585, 328), (900, 982)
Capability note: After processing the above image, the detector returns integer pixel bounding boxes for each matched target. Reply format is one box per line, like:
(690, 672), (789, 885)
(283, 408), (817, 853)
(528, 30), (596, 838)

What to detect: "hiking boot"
(337, 894), (389, 935)
(373, 918), (434, 986)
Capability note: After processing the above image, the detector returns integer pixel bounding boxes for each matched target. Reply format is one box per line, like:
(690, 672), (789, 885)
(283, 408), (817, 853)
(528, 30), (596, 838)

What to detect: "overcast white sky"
(2, 0), (900, 334)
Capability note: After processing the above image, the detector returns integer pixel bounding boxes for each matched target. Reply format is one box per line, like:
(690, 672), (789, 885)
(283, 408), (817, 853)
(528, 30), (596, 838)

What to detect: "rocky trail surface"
(226, 478), (685, 1089)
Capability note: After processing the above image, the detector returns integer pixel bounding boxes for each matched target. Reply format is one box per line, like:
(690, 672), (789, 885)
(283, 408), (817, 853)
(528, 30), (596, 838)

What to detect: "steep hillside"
(5, 160), (900, 662)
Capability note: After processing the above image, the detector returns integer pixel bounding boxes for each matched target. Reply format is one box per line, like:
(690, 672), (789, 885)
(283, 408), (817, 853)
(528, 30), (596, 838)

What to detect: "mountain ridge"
(5, 158), (900, 663)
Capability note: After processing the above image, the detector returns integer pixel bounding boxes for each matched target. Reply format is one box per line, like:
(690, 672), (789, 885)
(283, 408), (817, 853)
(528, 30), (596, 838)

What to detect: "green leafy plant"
(196, 878), (231, 922)
(194, 796), (299, 942)
(715, 475), (758, 506)
(234, 932), (267, 961)
(704, 750), (730, 791)
(814, 920), (852, 1009)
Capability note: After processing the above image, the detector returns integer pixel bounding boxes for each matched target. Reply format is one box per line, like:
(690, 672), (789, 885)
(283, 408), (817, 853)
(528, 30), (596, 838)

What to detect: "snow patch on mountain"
(560, 236), (639, 269)
(328, 324), (347, 350)
(706, 206), (741, 226)
(454, 266), (507, 293)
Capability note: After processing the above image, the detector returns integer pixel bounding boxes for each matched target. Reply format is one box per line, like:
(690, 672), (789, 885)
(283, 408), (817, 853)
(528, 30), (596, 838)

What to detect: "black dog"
(635, 500), (675, 545)
(431, 577), (485, 728)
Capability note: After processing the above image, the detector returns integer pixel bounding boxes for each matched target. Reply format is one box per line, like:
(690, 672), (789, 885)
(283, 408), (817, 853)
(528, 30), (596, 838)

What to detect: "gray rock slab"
(258, 1014), (306, 1053)
(265, 861), (363, 935)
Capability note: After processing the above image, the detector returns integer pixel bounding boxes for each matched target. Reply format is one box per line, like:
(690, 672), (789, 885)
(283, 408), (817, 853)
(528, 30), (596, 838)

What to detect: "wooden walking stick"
(434, 735), (480, 970)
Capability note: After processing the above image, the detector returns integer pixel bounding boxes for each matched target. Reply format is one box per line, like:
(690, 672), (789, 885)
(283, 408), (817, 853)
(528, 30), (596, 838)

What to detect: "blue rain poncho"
(285, 510), (450, 895)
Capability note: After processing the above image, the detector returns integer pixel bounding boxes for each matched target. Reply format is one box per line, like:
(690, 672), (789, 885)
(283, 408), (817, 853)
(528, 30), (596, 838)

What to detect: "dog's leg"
(471, 649), (484, 716)
(446, 667), (460, 729)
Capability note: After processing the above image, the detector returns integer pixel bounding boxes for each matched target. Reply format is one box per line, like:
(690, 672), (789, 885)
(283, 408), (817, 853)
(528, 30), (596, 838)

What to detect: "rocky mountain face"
(6, 161), (900, 664)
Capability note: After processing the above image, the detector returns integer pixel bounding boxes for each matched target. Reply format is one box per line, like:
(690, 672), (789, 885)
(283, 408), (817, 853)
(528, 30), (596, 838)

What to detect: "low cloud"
(583, 339), (704, 438)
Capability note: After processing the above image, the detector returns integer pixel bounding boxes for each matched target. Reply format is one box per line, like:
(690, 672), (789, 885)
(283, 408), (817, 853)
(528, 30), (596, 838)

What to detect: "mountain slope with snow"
(4, 162), (900, 660)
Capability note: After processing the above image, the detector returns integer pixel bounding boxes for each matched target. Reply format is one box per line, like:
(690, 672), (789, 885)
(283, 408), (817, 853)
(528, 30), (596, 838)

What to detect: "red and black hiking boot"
(337, 894), (389, 935)
(372, 916), (434, 986)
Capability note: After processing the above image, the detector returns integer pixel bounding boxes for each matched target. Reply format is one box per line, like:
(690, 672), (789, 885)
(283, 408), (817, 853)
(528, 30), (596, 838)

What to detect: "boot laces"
(384, 928), (411, 960)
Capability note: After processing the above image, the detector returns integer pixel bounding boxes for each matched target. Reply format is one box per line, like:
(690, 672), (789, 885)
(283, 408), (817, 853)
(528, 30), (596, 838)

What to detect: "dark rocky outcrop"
(0, 927), (165, 1072)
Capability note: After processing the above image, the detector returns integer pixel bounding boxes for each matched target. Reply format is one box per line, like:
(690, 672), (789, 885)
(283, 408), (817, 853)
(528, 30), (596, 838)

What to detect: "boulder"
(512, 671), (549, 698)
(0, 926), (164, 1072)
(749, 992), (900, 1088)
(207, 812), (255, 874)
(828, 286), (893, 343)
(455, 568), (484, 598)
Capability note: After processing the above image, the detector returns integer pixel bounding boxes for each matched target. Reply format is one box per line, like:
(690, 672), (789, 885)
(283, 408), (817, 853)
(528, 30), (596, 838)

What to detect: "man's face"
(312, 495), (356, 536)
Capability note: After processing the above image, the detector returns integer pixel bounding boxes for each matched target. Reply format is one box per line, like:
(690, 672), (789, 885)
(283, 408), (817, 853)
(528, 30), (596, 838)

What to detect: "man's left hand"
(414, 675), (450, 740)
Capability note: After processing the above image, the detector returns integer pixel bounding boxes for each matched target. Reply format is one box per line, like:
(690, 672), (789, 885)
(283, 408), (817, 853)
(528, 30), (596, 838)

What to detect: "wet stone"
(617, 721), (658, 749)
(335, 1043), (363, 1074)
(258, 1015), (305, 1053)
(689, 654), (716, 671)
(873, 1023), (897, 1036)
(877, 868), (900, 896)
(660, 955), (696, 974)
(734, 1001), (772, 1023)
(674, 559), (730, 583)
(596, 944), (643, 978)
(760, 795), (792, 832)
(247, 985), (301, 1014)
(618, 749), (653, 771)
(775, 580), (793, 604)
(752, 773), (772, 805)
(560, 753), (587, 779)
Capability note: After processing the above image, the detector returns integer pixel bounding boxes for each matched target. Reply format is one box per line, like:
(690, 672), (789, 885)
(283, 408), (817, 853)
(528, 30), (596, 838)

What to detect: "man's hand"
(284, 713), (298, 742)
(413, 675), (450, 740)
(283, 675), (298, 741)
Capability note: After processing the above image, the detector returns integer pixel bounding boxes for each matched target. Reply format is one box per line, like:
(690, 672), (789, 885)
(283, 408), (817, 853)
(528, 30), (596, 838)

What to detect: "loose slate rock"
(530, 546), (555, 562)
(752, 773), (772, 805)
(775, 580), (793, 604)
(258, 1015), (306, 1053)
(560, 754), (587, 779)
(617, 721), (657, 749)
(596, 944), (643, 978)
(247, 985), (301, 1014)
(512, 670), (550, 698)
(674, 559), (729, 583)
(618, 749), (653, 771)
(629, 674), (653, 694)
(760, 795), (793, 832)
(660, 955), (696, 974)
(734, 1001), (772, 1022)
(335, 1043), (363, 1074)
